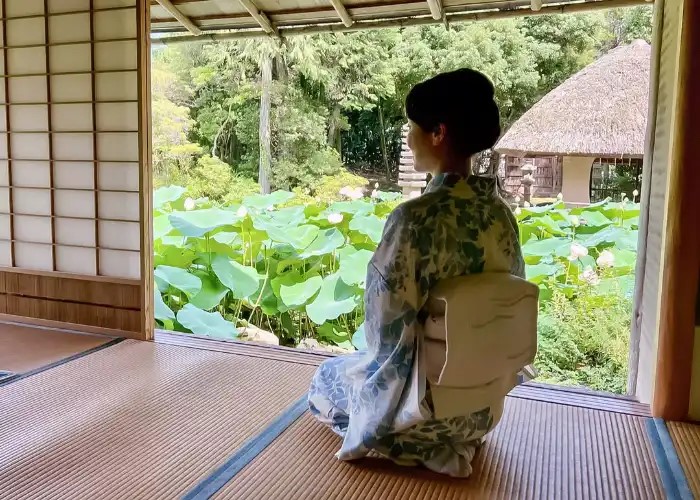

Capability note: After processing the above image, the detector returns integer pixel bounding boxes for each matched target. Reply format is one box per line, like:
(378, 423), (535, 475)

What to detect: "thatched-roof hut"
(496, 40), (650, 204)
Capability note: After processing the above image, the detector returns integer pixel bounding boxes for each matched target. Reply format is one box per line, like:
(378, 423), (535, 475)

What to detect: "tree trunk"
(377, 103), (390, 181)
(258, 55), (273, 194)
(327, 104), (341, 150)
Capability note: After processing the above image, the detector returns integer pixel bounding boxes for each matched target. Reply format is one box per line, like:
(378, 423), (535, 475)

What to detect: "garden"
(153, 185), (639, 394)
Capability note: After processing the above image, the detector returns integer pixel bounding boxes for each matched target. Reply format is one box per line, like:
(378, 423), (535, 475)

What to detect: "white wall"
(561, 156), (594, 205)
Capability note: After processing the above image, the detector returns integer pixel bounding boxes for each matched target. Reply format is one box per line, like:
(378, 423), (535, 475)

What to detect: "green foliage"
(154, 186), (637, 393)
(535, 289), (631, 394)
(272, 148), (343, 191)
(152, 9), (651, 192)
(513, 199), (638, 392)
(310, 170), (369, 204)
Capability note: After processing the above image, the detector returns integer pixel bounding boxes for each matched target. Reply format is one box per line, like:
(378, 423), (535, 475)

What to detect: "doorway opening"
(150, 5), (654, 398)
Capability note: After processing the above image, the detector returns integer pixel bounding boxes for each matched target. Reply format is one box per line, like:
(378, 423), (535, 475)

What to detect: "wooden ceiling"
(150, 0), (650, 40)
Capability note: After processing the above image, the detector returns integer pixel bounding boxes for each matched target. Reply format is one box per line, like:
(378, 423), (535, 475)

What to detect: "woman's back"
(372, 173), (524, 308)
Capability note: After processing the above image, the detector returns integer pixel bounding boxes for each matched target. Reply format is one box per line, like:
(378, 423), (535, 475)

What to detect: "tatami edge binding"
(182, 395), (309, 500)
(0, 337), (126, 388)
(647, 418), (694, 500)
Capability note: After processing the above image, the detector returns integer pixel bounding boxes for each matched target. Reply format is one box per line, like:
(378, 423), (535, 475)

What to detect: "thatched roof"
(495, 40), (650, 158)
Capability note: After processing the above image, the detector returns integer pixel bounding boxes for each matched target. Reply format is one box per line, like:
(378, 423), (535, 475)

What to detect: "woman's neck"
(432, 157), (471, 177)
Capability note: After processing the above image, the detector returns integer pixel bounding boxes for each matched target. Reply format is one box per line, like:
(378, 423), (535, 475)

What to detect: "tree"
(151, 51), (201, 186)
(604, 6), (653, 49)
(151, 7), (653, 191)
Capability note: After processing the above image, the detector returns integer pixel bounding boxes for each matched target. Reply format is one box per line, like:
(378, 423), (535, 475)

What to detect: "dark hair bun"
(405, 69), (501, 156)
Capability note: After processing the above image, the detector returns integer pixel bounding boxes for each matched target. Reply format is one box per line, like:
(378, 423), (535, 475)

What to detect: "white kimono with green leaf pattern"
(308, 174), (525, 477)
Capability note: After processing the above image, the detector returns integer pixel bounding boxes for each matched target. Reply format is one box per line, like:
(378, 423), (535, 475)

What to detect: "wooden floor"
(0, 329), (674, 499)
(0, 322), (115, 376)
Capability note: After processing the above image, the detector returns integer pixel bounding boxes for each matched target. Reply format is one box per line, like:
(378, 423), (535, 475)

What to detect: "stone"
(238, 324), (279, 346)
(297, 338), (353, 354)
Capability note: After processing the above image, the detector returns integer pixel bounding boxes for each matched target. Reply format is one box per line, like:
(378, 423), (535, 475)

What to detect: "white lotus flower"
(568, 242), (589, 261)
(236, 206), (248, 217)
(327, 213), (343, 224)
(621, 193), (628, 201)
(514, 207), (522, 216)
(339, 186), (352, 197)
(184, 197), (195, 211)
(524, 201), (531, 208)
(569, 215), (581, 227)
(580, 266), (600, 285)
(633, 189), (639, 198)
(557, 193), (563, 201)
(596, 250), (615, 268)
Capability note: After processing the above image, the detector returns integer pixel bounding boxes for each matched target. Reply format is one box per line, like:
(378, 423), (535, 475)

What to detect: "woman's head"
(405, 69), (501, 174)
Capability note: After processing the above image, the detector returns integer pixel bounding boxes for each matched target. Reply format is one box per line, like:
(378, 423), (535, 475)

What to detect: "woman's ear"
(431, 124), (447, 146)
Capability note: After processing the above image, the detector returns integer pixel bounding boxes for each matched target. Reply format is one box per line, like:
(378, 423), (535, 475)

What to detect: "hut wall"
(561, 157), (594, 205)
(0, 0), (151, 339)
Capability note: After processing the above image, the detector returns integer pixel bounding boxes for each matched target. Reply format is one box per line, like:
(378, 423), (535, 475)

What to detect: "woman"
(308, 69), (525, 477)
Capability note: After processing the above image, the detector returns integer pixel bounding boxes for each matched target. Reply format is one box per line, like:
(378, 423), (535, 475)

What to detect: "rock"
(238, 325), (279, 346)
(297, 338), (353, 354)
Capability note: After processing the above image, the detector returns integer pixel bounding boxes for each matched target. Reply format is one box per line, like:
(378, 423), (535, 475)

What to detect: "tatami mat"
(0, 322), (114, 375)
(0, 340), (315, 499)
(214, 399), (663, 500)
(668, 421), (700, 497)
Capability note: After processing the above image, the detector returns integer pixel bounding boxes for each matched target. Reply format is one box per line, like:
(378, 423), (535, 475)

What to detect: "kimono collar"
(425, 173), (499, 198)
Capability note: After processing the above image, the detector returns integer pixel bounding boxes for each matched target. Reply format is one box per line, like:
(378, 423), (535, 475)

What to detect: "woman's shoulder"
(387, 190), (449, 225)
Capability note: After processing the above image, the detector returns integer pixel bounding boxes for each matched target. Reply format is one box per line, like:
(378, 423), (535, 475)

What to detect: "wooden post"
(398, 124), (427, 198)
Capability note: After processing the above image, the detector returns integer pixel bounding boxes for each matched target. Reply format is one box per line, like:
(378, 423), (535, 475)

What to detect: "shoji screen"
(0, 0), (151, 338)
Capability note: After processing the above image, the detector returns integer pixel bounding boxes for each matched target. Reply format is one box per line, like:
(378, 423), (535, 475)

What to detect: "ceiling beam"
(155, 0), (202, 35)
(426, 0), (442, 20)
(328, 0), (354, 27)
(237, 0), (278, 35)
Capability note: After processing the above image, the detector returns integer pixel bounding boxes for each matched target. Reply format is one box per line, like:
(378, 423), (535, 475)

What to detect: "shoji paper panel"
(0, 0), (141, 279)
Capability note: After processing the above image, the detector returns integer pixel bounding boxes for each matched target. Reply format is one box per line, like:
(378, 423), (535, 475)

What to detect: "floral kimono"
(308, 173), (525, 477)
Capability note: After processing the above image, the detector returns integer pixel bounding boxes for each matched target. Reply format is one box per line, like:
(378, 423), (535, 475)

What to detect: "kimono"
(308, 173), (525, 477)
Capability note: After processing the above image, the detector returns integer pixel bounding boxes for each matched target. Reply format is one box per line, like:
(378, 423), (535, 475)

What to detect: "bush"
(169, 154), (261, 204)
(272, 147), (343, 191)
(184, 155), (235, 202)
(535, 288), (631, 394)
(311, 170), (369, 204)
(223, 176), (263, 204)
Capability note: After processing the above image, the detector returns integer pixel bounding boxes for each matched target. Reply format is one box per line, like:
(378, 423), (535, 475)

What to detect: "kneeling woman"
(308, 69), (525, 477)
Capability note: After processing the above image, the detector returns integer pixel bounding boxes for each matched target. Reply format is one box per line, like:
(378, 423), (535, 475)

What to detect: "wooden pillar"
(652, 0), (700, 420)
(398, 124), (427, 198)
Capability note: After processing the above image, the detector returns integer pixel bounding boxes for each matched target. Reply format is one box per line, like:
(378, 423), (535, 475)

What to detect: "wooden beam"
(426, 0), (442, 20)
(329, 0), (353, 27)
(155, 0), (202, 35)
(237, 0), (277, 35)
